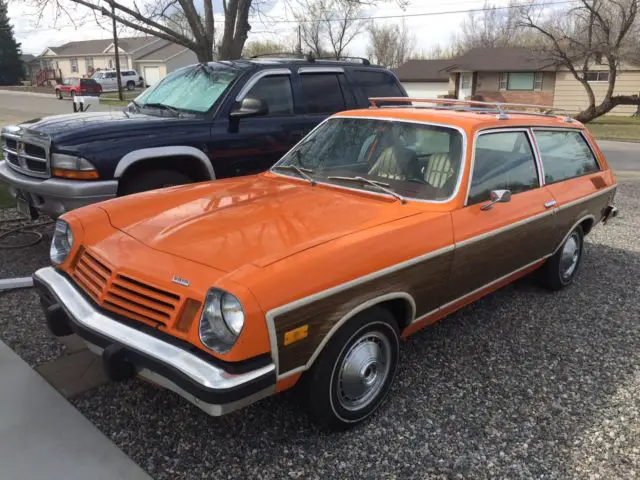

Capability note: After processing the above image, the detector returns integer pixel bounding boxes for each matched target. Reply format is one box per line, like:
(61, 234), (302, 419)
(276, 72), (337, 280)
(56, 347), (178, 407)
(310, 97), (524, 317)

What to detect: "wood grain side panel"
(552, 188), (615, 246)
(446, 213), (556, 302)
(274, 251), (453, 373)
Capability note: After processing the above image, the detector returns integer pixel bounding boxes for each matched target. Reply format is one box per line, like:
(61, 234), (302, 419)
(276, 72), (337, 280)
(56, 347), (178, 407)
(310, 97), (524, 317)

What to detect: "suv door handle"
(544, 200), (557, 209)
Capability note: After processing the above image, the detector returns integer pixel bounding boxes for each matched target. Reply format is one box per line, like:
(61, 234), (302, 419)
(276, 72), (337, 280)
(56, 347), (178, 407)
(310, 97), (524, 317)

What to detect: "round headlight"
(199, 289), (245, 353)
(50, 220), (74, 265)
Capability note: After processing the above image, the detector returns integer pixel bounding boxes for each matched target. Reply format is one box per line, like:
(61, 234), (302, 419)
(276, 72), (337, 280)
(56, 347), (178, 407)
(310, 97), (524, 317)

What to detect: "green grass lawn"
(100, 90), (138, 107)
(585, 115), (640, 142)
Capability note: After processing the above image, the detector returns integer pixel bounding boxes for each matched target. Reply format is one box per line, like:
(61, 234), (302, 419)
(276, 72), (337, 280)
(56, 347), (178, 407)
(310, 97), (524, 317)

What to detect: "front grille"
(2, 134), (50, 178)
(72, 248), (182, 328)
(24, 143), (46, 159)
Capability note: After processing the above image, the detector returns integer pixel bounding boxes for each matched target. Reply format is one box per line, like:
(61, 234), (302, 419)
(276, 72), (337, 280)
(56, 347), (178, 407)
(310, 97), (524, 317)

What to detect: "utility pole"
(111, 3), (124, 101)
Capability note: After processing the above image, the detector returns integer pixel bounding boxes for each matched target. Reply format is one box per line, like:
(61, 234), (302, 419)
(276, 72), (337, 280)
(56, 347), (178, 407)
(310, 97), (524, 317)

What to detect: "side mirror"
(480, 189), (511, 211)
(229, 97), (269, 119)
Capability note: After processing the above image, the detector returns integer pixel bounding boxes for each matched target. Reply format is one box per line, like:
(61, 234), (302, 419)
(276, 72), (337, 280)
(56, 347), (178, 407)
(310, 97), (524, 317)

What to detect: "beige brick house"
(37, 36), (197, 86)
(395, 47), (640, 116)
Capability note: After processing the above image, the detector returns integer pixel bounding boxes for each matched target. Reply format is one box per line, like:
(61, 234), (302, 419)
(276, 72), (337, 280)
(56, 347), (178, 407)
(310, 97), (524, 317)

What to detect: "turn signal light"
(52, 168), (100, 180)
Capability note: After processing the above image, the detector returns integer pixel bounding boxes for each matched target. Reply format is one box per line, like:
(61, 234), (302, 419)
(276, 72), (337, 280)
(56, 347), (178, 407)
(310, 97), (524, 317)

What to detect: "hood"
(14, 110), (193, 145)
(99, 175), (422, 272)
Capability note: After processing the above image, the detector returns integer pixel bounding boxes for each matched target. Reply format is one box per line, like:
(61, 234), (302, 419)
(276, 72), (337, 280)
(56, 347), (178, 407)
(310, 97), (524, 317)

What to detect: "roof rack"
(317, 56), (371, 65)
(249, 52), (371, 65)
(368, 97), (574, 122)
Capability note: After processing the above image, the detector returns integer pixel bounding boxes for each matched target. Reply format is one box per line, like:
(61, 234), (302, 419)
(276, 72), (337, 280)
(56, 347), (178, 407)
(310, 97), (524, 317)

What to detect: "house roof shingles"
(136, 42), (187, 62)
(445, 47), (556, 72)
(46, 36), (159, 56)
(393, 59), (452, 82)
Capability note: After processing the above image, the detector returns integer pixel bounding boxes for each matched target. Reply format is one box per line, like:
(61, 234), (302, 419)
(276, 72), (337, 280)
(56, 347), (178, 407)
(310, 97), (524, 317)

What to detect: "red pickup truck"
(55, 78), (102, 100)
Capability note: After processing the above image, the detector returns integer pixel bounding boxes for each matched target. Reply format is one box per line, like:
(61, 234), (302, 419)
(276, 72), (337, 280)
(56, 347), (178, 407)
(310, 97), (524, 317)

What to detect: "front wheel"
(301, 307), (399, 431)
(539, 225), (584, 290)
(119, 169), (192, 196)
(126, 81), (135, 91)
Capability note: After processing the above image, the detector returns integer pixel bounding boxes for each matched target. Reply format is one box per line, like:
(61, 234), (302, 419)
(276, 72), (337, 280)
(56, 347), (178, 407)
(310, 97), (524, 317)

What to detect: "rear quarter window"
(80, 79), (98, 85)
(351, 70), (404, 102)
(534, 130), (600, 184)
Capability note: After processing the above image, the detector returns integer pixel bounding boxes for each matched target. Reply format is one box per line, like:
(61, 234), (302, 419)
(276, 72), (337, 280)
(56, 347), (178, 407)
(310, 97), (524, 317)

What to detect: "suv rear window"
(301, 73), (346, 114)
(80, 79), (98, 86)
(351, 70), (404, 99)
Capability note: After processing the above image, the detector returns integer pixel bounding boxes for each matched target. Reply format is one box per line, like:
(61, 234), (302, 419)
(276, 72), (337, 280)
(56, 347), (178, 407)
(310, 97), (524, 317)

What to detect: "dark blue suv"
(0, 58), (407, 219)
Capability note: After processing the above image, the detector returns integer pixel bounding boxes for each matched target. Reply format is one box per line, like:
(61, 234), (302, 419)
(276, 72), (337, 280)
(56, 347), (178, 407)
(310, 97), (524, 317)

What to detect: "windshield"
(274, 118), (465, 201)
(134, 65), (238, 113)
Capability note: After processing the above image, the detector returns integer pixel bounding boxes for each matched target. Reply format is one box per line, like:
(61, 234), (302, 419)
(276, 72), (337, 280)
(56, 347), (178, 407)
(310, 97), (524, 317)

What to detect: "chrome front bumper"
(0, 161), (118, 218)
(33, 267), (276, 416)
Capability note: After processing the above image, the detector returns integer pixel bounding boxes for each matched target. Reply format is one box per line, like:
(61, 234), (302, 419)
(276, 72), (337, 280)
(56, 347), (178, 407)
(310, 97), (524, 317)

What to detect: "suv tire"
(126, 81), (135, 91)
(539, 225), (584, 290)
(119, 169), (192, 196)
(300, 306), (400, 431)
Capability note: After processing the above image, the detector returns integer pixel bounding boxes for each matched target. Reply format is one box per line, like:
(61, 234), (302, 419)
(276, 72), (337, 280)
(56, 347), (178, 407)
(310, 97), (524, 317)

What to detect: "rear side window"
(351, 70), (404, 99)
(468, 131), (539, 206)
(80, 79), (97, 86)
(534, 130), (600, 184)
(300, 73), (346, 114)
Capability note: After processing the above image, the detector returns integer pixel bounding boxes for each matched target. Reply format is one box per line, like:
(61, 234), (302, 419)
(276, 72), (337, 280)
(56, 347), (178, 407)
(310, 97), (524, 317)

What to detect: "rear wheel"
(539, 225), (584, 290)
(300, 307), (400, 431)
(126, 81), (135, 91)
(119, 169), (192, 196)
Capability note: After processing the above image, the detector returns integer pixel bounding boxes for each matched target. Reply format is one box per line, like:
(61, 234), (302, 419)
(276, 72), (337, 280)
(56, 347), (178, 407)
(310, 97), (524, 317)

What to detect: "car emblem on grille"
(172, 276), (190, 287)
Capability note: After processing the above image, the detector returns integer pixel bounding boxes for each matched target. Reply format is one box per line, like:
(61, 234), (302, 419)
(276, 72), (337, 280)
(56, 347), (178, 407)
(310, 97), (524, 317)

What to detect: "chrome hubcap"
(337, 332), (391, 411)
(560, 233), (581, 280)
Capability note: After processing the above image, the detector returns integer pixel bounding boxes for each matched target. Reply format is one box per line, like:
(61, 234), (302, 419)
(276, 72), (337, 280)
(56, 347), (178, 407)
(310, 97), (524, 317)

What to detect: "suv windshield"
(135, 65), (238, 113)
(273, 117), (465, 201)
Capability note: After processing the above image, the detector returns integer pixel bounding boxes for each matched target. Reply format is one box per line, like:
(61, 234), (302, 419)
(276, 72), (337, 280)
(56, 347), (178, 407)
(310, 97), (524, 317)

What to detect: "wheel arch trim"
(273, 292), (415, 380)
(552, 214), (595, 254)
(114, 146), (215, 179)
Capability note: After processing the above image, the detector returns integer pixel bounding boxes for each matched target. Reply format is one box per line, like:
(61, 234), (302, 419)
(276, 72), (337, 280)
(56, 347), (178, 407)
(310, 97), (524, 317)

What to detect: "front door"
(445, 129), (557, 303)
(458, 73), (473, 99)
(210, 72), (303, 177)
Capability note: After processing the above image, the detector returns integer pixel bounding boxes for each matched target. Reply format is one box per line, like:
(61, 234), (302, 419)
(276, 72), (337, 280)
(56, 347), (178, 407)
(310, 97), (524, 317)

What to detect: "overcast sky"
(9, 0), (512, 57)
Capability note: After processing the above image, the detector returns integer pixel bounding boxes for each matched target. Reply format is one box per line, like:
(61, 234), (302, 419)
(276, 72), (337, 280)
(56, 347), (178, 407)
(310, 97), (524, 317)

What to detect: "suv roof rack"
(368, 97), (574, 122)
(249, 52), (371, 65)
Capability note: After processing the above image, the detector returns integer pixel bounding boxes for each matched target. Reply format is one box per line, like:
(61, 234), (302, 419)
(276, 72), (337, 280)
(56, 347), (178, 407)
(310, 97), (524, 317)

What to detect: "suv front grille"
(1, 132), (50, 178)
(72, 247), (182, 328)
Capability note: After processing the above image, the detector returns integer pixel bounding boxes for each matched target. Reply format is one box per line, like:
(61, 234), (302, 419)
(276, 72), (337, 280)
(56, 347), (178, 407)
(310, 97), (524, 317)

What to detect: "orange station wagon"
(34, 98), (618, 430)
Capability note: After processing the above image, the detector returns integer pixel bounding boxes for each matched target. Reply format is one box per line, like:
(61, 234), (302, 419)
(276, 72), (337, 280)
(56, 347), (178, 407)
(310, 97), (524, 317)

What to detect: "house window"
(85, 57), (93, 69)
(70, 57), (78, 73)
(586, 71), (610, 82)
(499, 72), (542, 91)
(108, 58), (114, 69)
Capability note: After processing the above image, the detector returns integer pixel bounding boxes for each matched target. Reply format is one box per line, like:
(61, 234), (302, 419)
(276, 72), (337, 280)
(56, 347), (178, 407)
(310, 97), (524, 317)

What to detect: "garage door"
(143, 66), (161, 87)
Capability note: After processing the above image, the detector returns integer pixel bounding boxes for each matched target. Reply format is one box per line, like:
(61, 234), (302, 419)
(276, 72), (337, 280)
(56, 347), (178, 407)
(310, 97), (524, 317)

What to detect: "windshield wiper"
(273, 165), (316, 185)
(141, 102), (181, 117)
(327, 176), (407, 204)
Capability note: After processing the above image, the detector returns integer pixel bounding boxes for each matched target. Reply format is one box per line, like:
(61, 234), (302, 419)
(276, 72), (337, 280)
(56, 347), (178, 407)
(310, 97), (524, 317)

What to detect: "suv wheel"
(126, 81), (135, 91)
(119, 169), (192, 196)
(540, 225), (584, 290)
(300, 306), (399, 431)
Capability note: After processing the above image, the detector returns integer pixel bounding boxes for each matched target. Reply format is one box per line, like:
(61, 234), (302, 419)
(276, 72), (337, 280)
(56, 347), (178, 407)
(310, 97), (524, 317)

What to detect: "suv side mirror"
(230, 97), (269, 119)
(481, 189), (511, 211)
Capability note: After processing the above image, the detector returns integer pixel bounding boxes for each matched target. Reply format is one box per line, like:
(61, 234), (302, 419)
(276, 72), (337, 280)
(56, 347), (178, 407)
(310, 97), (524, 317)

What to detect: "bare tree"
(242, 39), (297, 58)
(519, 0), (640, 122)
(294, 0), (367, 58)
(366, 21), (415, 68)
(456, 0), (544, 52)
(31, 0), (265, 62)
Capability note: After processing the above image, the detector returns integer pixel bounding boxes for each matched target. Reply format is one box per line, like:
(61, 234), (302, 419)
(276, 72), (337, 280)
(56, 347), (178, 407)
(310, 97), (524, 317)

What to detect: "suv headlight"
(199, 289), (245, 353)
(50, 220), (74, 265)
(51, 153), (99, 180)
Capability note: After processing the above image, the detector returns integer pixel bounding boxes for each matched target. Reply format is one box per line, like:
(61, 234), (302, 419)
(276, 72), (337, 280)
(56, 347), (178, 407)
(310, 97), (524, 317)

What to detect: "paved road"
(0, 91), (115, 127)
(598, 140), (640, 172)
(0, 90), (637, 171)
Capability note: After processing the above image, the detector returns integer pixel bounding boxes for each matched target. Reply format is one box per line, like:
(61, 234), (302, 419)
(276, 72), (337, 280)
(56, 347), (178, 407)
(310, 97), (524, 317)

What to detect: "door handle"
(544, 200), (557, 209)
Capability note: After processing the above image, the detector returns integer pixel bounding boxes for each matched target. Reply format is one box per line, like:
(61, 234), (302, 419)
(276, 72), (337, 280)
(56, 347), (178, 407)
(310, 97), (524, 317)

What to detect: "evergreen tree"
(0, 0), (24, 85)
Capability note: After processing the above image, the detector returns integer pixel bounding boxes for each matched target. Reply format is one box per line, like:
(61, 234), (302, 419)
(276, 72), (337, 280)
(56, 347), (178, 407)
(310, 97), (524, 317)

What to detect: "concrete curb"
(0, 277), (34, 292)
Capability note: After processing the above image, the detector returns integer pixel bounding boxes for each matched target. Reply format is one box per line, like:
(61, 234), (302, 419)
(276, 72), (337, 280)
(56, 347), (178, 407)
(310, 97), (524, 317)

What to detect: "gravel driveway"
(0, 179), (638, 479)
